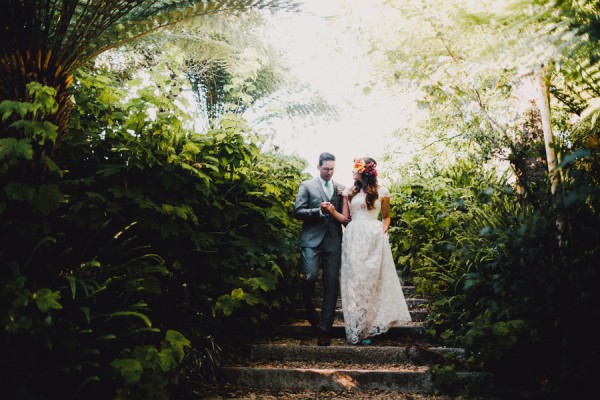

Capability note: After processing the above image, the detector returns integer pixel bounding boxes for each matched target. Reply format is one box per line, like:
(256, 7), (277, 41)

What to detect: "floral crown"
(353, 157), (378, 176)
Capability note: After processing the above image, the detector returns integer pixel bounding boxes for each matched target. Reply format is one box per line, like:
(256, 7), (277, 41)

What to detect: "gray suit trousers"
(301, 230), (341, 333)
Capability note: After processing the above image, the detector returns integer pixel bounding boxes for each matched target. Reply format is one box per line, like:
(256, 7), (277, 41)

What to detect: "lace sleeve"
(342, 186), (351, 196)
(379, 186), (390, 198)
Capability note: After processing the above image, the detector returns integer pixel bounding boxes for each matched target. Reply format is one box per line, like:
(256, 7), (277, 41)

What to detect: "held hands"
(321, 202), (351, 225)
(324, 203), (337, 215)
(320, 201), (332, 214)
(320, 202), (338, 216)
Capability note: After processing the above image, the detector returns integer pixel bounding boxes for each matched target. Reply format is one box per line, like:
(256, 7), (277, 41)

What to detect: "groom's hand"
(320, 202), (331, 214)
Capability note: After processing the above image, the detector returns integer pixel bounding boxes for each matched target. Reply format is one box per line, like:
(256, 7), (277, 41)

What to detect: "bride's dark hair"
(348, 157), (378, 210)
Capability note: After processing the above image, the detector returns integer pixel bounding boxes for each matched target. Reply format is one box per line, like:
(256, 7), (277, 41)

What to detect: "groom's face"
(319, 160), (335, 182)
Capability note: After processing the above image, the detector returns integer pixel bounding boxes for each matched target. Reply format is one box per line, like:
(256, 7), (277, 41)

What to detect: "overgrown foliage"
(389, 150), (600, 398)
(377, 2), (600, 395)
(0, 66), (305, 398)
(2, 1), (600, 399)
(0, 0), (299, 147)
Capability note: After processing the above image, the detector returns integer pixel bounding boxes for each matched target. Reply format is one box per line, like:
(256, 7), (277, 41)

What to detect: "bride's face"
(352, 170), (362, 182)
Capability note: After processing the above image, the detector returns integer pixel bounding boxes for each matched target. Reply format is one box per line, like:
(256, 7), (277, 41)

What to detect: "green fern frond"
(0, 0), (300, 75)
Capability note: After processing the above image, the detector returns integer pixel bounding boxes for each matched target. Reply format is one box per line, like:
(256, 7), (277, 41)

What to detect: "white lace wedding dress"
(341, 187), (412, 344)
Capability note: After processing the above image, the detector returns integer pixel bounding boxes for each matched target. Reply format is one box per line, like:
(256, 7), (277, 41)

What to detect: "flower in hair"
(363, 161), (378, 176)
(354, 157), (377, 176)
(353, 158), (366, 173)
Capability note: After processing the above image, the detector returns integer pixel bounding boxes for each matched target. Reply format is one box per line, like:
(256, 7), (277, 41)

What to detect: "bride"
(326, 157), (411, 344)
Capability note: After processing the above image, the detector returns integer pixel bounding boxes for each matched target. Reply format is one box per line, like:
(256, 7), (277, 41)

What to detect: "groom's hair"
(319, 152), (336, 166)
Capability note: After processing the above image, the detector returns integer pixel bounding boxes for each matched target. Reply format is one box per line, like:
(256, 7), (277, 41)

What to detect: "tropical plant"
(0, 81), (191, 399)
(64, 63), (306, 335)
(1, 47), (306, 396)
(98, 9), (338, 134)
(359, 0), (596, 191)
(389, 148), (600, 397)
(388, 158), (517, 294)
(0, 0), (299, 149)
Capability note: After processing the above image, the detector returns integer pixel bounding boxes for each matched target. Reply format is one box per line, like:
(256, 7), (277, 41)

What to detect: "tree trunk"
(534, 68), (560, 195)
(534, 65), (567, 247)
(0, 48), (73, 152)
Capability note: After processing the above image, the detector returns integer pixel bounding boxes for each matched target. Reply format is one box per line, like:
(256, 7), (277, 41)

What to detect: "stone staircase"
(205, 273), (491, 398)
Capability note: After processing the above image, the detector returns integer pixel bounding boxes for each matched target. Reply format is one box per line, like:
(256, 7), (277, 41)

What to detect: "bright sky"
(257, 0), (418, 187)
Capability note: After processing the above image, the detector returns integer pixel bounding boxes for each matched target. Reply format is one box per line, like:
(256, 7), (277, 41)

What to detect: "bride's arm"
(381, 196), (391, 235)
(327, 196), (350, 225)
(341, 194), (350, 221)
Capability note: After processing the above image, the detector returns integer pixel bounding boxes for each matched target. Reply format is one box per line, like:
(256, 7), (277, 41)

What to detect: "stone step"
(219, 364), (486, 394)
(197, 385), (467, 399)
(249, 338), (464, 365)
(272, 321), (426, 339)
(221, 364), (435, 393)
(293, 308), (428, 322)
(314, 284), (416, 299)
(311, 297), (427, 309)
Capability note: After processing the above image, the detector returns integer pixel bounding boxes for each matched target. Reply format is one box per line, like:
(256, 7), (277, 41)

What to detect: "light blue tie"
(324, 180), (332, 199)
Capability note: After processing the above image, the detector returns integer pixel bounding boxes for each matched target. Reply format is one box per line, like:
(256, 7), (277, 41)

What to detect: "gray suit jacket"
(294, 178), (346, 247)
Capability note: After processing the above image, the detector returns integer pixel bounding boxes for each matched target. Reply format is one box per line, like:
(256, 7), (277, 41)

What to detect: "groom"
(294, 152), (346, 346)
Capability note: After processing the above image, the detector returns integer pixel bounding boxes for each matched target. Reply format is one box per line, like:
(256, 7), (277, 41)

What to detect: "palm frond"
(0, 0), (300, 84)
(0, 0), (299, 141)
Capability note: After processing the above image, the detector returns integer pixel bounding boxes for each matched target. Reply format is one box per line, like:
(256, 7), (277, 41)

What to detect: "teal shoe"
(360, 339), (372, 345)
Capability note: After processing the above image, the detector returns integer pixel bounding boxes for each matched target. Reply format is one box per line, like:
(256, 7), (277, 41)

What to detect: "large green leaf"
(111, 358), (143, 385)
(31, 184), (64, 215)
(33, 288), (63, 312)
